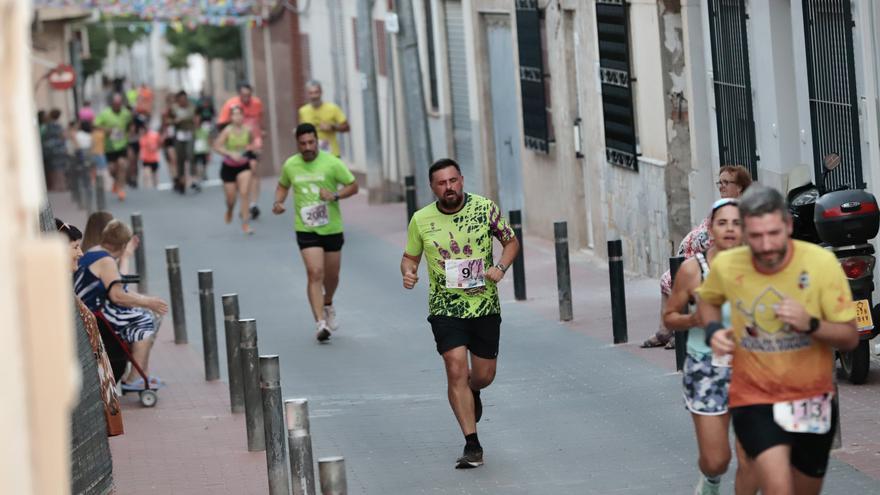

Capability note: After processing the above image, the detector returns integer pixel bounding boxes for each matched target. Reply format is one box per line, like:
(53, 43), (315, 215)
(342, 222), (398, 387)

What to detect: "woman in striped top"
(75, 219), (168, 390)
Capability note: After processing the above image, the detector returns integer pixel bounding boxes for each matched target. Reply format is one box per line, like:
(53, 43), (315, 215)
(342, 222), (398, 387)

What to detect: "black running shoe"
(455, 445), (483, 469)
(472, 389), (482, 423)
(250, 205), (260, 220)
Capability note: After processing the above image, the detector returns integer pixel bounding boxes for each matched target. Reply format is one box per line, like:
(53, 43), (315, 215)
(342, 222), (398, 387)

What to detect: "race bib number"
(176, 130), (193, 141)
(300, 203), (329, 227)
(445, 259), (485, 289)
(772, 393), (832, 434)
(319, 139), (331, 152)
(194, 140), (209, 153)
(110, 128), (124, 142)
(711, 353), (732, 368)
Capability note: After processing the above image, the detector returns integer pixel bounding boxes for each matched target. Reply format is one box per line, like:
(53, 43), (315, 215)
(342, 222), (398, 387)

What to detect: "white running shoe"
(315, 320), (331, 342)
(323, 305), (339, 331)
(694, 475), (721, 495)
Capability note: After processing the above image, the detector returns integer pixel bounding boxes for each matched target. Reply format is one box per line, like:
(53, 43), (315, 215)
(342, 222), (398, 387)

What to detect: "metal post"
(608, 240), (628, 344)
(222, 294), (245, 413)
(509, 210), (526, 301)
(95, 173), (106, 211)
(318, 457), (347, 495)
(404, 175), (417, 222)
(131, 212), (148, 293)
(240, 318), (265, 451)
(669, 256), (688, 371)
(554, 222), (573, 321)
(287, 399), (316, 495)
(83, 165), (94, 214)
(198, 270), (220, 381)
(165, 246), (187, 344)
(260, 356), (290, 495)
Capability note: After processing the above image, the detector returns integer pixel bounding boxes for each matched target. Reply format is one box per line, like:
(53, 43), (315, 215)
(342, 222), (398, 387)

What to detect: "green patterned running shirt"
(405, 193), (515, 318)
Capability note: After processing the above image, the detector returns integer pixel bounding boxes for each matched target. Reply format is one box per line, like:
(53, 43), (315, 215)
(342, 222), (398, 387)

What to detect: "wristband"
(704, 321), (724, 348)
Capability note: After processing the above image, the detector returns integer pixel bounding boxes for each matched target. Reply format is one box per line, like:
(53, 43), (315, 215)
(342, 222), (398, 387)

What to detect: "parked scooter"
(787, 155), (880, 384)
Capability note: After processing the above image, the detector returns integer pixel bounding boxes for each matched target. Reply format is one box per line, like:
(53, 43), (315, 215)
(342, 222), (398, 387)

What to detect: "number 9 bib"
(445, 259), (485, 289)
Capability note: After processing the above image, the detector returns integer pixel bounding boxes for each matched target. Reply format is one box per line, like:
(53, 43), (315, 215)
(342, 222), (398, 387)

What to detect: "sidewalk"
(51, 180), (880, 493)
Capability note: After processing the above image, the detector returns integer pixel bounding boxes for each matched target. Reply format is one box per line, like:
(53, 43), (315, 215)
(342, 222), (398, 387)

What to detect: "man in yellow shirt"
(697, 185), (858, 495)
(297, 80), (349, 157)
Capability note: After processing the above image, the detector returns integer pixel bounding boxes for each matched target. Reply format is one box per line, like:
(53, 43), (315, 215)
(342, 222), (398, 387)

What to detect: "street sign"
(385, 12), (399, 33)
(48, 64), (76, 91)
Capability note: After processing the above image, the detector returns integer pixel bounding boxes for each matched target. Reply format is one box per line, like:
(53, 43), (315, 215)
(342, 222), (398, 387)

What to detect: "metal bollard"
(165, 246), (187, 344)
(608, 240), (628, 344)
(554, 222), (573, 321)
(405, 175), (417, 222)
(70, 162), (82, 208)
(131, 213), (148, 293)
(287, 399), (316, 495)
(198, 270), (220, 381)
(83, 169), (94, 214)
(95, 174), (107, 211)
(318, 457), (347, 495)
(260, 356), (290, 495)
(669, 256), (688, 371)
(509, 210), (527, 301)
(222, 294), (245, 413)
(240, 318), (265, 451)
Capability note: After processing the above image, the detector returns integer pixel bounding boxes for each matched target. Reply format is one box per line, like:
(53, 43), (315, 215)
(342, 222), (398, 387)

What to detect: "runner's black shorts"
(105, 149), (126, 162)
(295, 231), (344, 252)
(428, 314), (501, 359)
(220, 164), (250, 183)
(143, 161), (158, 172)
(731, 402), (837, 478)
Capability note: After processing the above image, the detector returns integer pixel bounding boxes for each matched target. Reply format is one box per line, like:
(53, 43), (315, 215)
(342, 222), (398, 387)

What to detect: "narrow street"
(57, 180), (880, 494)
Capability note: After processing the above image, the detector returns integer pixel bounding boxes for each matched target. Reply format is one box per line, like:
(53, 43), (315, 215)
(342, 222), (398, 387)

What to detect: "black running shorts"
(428, 314), (501, 359)
(731, 403), (837, 478)
(295, 231), (344, 252)
(105, 149), (126, 163)
(220, 164), (250, 183)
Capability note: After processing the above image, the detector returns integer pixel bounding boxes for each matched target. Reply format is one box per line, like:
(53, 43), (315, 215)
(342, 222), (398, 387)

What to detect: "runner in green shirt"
(401, 158), (519, 469)
(94, 93), (132, 201)
(272, 123), (359, 342)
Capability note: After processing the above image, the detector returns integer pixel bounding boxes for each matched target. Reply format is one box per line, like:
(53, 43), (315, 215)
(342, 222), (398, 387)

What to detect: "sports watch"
(806, 317), (821, 334)
(495, 263), (507, 273)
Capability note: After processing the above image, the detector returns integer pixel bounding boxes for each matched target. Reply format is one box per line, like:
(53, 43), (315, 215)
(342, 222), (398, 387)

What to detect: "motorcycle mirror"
(823, 152), (841, 171)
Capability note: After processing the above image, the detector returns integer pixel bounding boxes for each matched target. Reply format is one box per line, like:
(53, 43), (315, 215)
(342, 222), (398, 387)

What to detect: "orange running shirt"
(139, 130), (161, 163)
(697, 240), (857, 407)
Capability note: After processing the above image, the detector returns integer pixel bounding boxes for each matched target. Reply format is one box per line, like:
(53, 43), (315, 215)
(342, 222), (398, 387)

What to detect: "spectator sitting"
(75, 219), (168, 390)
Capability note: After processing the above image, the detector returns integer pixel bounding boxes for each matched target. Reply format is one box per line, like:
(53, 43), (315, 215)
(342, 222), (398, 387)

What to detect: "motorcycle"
(787, 155), (880, 384)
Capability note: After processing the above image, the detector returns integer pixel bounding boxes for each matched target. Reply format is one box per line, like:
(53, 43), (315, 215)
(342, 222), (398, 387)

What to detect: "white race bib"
(300, 203), (329, 227)
(711, 353), (732, 368)
(772, 393), (833, 434)
(319, 139), (331, 152)
(194, 139), (209, 153)
(445, 259), (485, 289)
(176, 130), (193, 141)
(110, 128), (124, 142)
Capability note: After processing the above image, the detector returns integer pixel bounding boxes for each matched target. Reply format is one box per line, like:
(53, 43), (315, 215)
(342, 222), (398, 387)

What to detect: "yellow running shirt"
(298, 102), (347, 157)
(697, 240), (856, 407)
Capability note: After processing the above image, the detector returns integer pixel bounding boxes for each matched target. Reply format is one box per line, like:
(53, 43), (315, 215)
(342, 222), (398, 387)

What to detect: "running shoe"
(455, 445), (483, 469)
(694, 475), (721, 495)
(315, 320), (331, 342)
(250, 205), (261, 220)
(472, 389), (482, 423)
(191, 182), (202, 193)
(323, 305), (339, 331)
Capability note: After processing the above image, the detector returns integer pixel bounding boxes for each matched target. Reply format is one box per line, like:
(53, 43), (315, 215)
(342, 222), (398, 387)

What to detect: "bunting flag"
(32, 0), (279, 27)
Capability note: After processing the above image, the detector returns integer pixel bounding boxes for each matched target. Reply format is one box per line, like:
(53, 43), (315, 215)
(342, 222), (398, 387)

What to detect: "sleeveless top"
(687, 252), (731, 357)
(75, 250), (113, 311)
(222, 126), (250, 166)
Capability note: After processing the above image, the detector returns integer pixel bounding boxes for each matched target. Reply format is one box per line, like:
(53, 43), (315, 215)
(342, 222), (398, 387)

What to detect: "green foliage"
(81, 17), (149, 81)
(166, 25), (242, 66)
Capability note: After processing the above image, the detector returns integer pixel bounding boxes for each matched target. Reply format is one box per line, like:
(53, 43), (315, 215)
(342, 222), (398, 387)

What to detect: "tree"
(166, 25), (244, 90)
(81, 18), (148, 83)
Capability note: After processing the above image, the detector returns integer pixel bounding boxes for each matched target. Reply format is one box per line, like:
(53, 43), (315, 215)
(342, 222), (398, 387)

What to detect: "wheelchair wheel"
(139, 390), (158, 408)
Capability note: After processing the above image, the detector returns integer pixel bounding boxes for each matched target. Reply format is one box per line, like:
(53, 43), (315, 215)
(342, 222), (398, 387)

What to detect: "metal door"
(445, 0), (477, 187)
(486, 15), (524, 211)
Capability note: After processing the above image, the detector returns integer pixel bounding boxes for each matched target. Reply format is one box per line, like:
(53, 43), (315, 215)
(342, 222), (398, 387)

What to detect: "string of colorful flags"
(33, 0), (281, 28)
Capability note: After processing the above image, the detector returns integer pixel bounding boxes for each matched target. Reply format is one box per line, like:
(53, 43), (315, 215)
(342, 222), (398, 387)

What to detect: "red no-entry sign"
(48, 64), (76, 91)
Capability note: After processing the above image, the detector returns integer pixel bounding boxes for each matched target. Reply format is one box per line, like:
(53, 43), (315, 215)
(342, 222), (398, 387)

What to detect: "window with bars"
(515, 0), (550, 153)
(707, 0), (758, 179)
(596, 0), (637, 171)
(802, 0), (864, 190)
